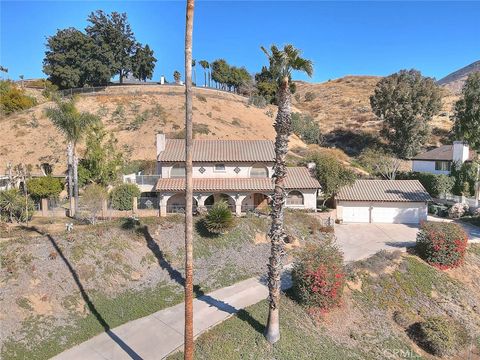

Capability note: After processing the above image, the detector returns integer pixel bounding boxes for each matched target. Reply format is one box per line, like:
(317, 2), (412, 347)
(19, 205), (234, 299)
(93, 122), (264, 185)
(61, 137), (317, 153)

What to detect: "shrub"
(291, 112), (323, 145)
(416, 221), (468, 269)
(109, 184), (141, 211)
(0, 80), (37, 115)
(80, 184), (107, 224)
(415, 316), (469, 357)
(248, 94), (267, 108)
(448, 202), (469, 219)
(196, 94), (207, 102)
(396, 172), (454, 198)
(204, 201), (234, 234)
(428, 203), (449, 217)
(304, 91), (316, 102)
(292, 242), (345, 310)
(26, 176), (63, 201)
(0, 189), (35, 223)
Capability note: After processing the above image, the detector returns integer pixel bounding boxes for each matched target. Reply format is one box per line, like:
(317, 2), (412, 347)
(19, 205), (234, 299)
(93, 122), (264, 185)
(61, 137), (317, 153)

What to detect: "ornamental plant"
(292, 242), (345, 310)
(416, 221), (468, 270)
(109, 184), (140, 211)
(26, 176), (63, 201)
(204, 201), (234, 234)
(448, 202), (469, 219)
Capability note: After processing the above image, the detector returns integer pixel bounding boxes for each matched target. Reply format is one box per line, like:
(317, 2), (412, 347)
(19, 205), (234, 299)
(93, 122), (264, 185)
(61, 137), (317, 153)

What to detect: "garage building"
(336, 180), (432, 224)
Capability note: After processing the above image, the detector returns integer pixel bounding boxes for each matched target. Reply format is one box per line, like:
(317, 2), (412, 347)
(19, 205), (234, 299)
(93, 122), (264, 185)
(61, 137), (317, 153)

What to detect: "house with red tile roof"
(125, 134), (321, 216)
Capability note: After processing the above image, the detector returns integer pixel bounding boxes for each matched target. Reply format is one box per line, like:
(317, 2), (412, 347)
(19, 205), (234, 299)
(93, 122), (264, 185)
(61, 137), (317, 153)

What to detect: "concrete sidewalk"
(52, 272), (292, 360)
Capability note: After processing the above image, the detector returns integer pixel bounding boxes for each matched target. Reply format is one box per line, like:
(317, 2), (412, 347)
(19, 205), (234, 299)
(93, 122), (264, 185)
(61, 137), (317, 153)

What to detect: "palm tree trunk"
(73, 145), (79, 217)
(184, 0), (195, 359)
(265, 78), (291, 344)
(67, 142), (74, 217)
(204, 69), (207, 87)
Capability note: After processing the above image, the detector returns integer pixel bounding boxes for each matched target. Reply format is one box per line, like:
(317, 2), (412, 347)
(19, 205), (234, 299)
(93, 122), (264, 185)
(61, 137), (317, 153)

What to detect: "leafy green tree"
(357, 148), (401, 179)
(86, 11), (137, 84)
(450, 160), (479, 196)
(370, 69), (442, 158)
(132, 44), (156, 81)
(291, 113), (322, 145)
(109, 183), (140, 210)
(26, 176), (64, 201)
(199, 60), (209, 87)
(43, 28), (111, 89)
(173, 70), (181, 83)
(255, 64), (297, 105)
(260, 44), (313, 344)
(78, 123), (123, 186)
(211, 59), (230, 89)
(452, 73), (480, 150)
(308, 151), (356, 205)
(45, 98), (99, 216)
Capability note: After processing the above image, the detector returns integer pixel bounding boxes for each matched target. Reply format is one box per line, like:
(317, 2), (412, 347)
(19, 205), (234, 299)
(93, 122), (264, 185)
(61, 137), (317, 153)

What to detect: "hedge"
(109, 184), (141, 211)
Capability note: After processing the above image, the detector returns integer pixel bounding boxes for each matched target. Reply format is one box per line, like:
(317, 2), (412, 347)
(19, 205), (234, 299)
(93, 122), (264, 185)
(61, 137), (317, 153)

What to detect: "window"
(170, 164), (186, 178)
(286, 191), (304, 206)
(250, 164), (269, 178)
(214, 164), (226, 172)
(435, 161), (451, 171)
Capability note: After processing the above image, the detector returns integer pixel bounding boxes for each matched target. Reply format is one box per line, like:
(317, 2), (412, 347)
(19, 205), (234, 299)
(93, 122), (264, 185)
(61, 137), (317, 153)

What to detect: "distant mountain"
(437, 60), (480, 94)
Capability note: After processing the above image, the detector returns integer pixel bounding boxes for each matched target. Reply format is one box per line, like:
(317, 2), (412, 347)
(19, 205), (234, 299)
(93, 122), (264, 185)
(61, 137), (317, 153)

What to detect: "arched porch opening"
(241, 193), (270, 213)
(166, 193), (198, 213)
(204, 193), (235, 211)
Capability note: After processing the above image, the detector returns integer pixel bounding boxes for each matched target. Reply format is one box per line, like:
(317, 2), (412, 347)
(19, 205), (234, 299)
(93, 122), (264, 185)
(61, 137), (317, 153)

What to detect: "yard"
(0, 211), (325, 360)
(169, 247), (480, 360)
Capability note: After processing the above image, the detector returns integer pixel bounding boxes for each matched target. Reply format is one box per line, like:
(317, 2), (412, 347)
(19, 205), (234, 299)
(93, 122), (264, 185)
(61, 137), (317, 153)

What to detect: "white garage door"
(342, 206), (370, 223)
(371, 206), (420, 224)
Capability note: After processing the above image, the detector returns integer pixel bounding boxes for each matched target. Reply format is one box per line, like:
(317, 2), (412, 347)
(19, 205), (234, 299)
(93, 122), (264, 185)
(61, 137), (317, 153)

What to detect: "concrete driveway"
(335, 219), (480, 262)
(334, 223), (420, 262)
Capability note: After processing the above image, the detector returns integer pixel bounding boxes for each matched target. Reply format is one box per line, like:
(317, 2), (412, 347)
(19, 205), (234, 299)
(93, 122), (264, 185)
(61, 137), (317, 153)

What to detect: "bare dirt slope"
(438, 60), (480, 94)
(293, 76), (457, 150)
(0, 86), (305, 174)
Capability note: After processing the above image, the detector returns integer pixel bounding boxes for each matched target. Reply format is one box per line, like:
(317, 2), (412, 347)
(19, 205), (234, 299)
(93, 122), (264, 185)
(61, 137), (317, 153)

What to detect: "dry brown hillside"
(0, 85), (305, 174)
(293, 76), (457, 154)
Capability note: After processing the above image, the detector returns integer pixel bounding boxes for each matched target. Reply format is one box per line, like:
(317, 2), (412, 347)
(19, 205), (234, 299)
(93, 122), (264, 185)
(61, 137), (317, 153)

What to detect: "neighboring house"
(412, 141), (476, 175)
(336, 180), (431, 224)
(125, 134), (321, 216)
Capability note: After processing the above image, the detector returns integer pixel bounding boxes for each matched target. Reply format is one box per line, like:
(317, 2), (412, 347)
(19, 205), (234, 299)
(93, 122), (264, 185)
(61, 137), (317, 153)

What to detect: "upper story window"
(250, 164), (268, 178)
(286, 190), (304, 206)
(171, 164), (186, 178)
(214, 164), (226, 172)
(435, 161), (451, 171)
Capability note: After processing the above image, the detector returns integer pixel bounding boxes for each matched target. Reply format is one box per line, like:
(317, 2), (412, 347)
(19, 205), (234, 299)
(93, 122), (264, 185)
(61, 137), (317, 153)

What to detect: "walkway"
(52, 272), (292, 360)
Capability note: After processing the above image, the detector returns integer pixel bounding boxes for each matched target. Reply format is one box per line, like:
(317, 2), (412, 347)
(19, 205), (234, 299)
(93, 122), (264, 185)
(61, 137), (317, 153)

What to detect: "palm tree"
(199, 60), (209, 87)
(45, 98), (98, 216)
(261, 44), (313, 344)
(184, 0), (195, 359)
(192, 59), (197, 86)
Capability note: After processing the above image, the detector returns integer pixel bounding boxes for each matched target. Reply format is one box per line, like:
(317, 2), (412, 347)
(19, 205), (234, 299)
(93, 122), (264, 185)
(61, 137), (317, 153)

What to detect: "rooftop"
(336, 180), (432, 202)
(157, 139), (275, 162)
(155, 167), (320, 192)
(412, 144), (476, 161)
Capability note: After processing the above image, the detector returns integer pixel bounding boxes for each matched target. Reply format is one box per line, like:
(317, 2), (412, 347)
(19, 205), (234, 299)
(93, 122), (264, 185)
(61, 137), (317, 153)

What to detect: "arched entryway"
(204, 193), (235, 211)
(166, 193), (198, 213)
(241, 193), (270, 213)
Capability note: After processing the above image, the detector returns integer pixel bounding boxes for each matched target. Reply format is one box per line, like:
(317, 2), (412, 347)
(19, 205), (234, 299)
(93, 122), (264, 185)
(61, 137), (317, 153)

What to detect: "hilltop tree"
(43, 28), (112, 89)
(370, 69), (442, 158)
(452, 72), (480, 150)
(211, 59), (230, 89)
(192, 59), (197, 85)
(132, 44), (156, 81)
(173, 70), (181, 84)
(261, 44), (313, 344)
(199, 60), (209, 87)
(45, 98), (99, 216)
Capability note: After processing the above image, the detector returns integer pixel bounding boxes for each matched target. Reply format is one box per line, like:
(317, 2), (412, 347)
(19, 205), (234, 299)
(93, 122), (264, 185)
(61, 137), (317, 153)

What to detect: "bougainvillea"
(416, 221), (468, 270)
(448, 203), (469, 219)
(292, 242), (345, 310)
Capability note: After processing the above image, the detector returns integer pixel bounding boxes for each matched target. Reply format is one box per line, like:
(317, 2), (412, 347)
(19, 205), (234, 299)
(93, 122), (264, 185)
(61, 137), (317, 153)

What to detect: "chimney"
(452, 141), (469, 165)
(307, 162), (316, 174)
(156, 133), (166, 157)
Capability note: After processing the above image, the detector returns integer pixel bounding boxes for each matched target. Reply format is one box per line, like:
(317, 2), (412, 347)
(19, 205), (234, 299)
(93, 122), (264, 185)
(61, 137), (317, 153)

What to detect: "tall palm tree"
(45, 98), (98, 216)
(184, 0), (195, 359)
(192, 59), (197, 86)
(199, 60), (209, 87)
(261, 44), (313, 344)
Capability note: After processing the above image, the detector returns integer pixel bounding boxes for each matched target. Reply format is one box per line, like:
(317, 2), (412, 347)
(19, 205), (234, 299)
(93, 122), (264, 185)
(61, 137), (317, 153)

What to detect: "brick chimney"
(156, 133), (166, 157)
(452, 141), (469, 165)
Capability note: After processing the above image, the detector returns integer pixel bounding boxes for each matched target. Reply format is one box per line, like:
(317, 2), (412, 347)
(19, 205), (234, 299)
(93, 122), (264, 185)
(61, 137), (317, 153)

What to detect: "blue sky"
(1, 1), (479, 83)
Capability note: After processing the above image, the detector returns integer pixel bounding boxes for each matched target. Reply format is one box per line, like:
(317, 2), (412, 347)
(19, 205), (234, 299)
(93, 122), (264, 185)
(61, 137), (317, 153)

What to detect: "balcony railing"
(134, 175), (161, 186)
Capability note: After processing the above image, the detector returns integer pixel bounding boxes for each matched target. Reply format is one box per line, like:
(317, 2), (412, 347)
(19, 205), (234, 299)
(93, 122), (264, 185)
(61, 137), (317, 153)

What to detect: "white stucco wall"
(286, 189), (317, 210)
(160, 162), (274, 179)
(412, 160), (450, 175)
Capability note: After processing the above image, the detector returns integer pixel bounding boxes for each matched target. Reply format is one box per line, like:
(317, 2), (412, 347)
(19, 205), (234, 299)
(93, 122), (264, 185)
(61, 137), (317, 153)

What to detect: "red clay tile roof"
(157, 139), (275, 162)
(412, 145), (476, 161)
(155, 167), (320, 192)
(336, 180), (432, 202)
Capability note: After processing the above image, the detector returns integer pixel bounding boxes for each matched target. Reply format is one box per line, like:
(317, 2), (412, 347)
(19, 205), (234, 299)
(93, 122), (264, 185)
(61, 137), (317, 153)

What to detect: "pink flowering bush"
(448, 203), (469, 219)
(292, 242), (345, 310)
(416, 221), (468, 270)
